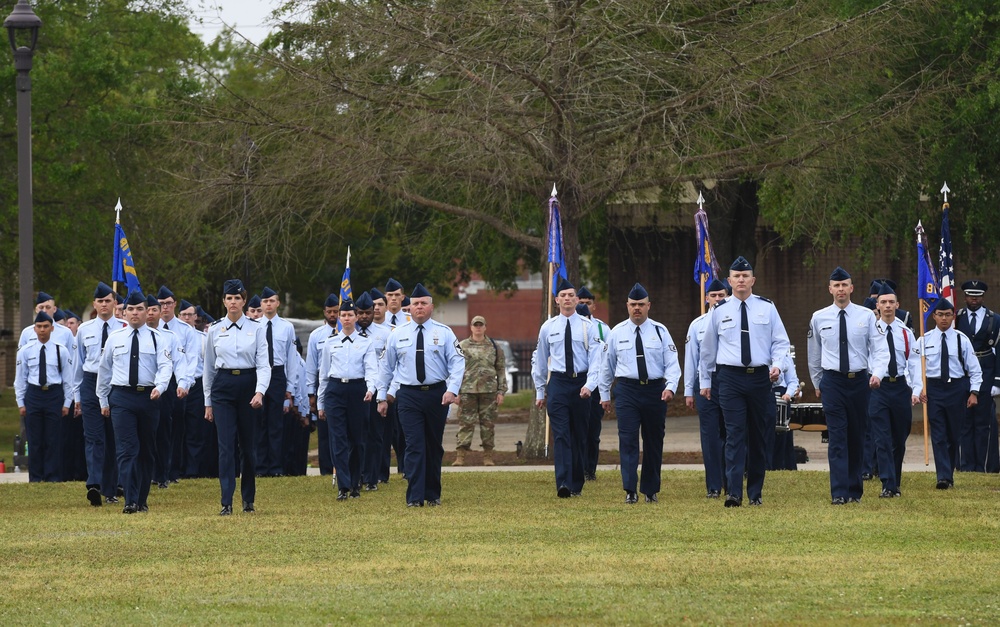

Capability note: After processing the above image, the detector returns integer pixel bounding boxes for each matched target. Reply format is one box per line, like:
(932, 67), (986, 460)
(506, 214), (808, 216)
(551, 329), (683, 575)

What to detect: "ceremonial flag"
(916, 221), (938, 324)
(693, 206), (721, 285)
(938, 206), (955, 307)
(112, 222), (141, 293)
(338, 247), (352, 331)
(547, 191), (568, 295)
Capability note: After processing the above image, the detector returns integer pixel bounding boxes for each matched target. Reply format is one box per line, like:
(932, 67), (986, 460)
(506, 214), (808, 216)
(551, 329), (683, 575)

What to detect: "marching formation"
(12, 260), (1000, 514)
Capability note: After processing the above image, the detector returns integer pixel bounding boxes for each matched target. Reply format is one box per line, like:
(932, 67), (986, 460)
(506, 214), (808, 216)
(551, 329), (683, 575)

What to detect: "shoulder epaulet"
(247, 318), (260, 324)
(719, 297), (731, 306)
(754, 295), (772, 304)
(210, 318), (224, 327)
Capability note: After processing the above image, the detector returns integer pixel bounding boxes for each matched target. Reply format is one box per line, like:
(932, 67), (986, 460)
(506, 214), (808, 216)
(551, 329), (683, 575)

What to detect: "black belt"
(617, 377), (665, 386)
(719, 365), (765, 375)
(399, 382), (446, 391)
(330, 377), (365, 384)
(882, 376), (906, 384)
(219, 369), (253, 376)
(824, 369), (869, 379)
(929, 376), (967, 382)
(551, 370), (588, 380)
(113, 384), (153, 393)
(28, 383), (62, 392)
(974, 349), (994, 357)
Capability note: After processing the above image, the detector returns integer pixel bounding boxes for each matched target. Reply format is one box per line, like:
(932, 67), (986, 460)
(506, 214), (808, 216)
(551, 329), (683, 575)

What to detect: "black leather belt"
(330, 377), (365, 384)
(29, 383), (60, 392)
(617, 378), (665, 386)
(551, 371), (588, 380)
(113, 384), (152, 393)
(719, 365), (764, 374)
(882, 376), (904, 384)
(220, 369), (252, 376)
(975, 349), (994, 357)
(399, 382), (446, 391)
(929, 376), (967, 382)
(825, 369), (869, 379)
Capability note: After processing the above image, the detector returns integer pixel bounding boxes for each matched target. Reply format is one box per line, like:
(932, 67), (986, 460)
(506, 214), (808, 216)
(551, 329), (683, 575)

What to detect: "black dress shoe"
(831, 497), (848, 505)
(365, 484), (378, 492)
(87, 487), (102, 507)
(749, 498), (762, 506)
(585, 473), (597, 482)
(105, 496), (119, 504)
(116, 486), (125, 497)
(337, 489), (350, 501)
(847, 497), (861, 504)
(724, 495), (742, 508)
(861, 473), (874, 481)
(427, 499), (441, 506)
(625, 492), (638, 504)
(557, 485), (571, 499)
(645, 494), (658, 504)
(350, 489), (361, 499)
(138, 504), (149, 513)
(706, 490), (721, 499)
(122, 504), (138, 514)
(157, 481), (169, 490)
(219, 505), (233, 516)
(243, 502), (255, 513)
(169, 479), (180, 484)
(406, 501), (423, 508)
(936, 480), (952, 490)
(879, 489), (897, 498)
(570, 491), (581, 497)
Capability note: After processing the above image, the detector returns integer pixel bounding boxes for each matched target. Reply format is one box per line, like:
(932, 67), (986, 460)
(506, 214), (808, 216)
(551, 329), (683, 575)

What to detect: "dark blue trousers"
(378, 402), (397, 482)
(927, 377), (969, 483)
(397, 385), (449, 504)
(868, 378), (912, 492)
(696, 376), (726, 492)
(169, 380), (187, 481)
(109, 388), (158, 508)
(820, 371), (870, 501)
(545, 373), (590, 494)
(317, 412), (334, 476)
(213, 370), (259, 507)
(324, 379), (368, 491)
(24, 384), (65, 483)
(61, 404), (87, 482)
(183, 379), (217, 478)
(960, 377), (998, 472)
(586, 394), (604, 475)
(153, 377), (177, 484)
(81, 372), (119, 495)
(717, 367), (771, 502)
(257, 366), (286, 476)
(615, 379), (667, 496)
(362, 396), (382, 484)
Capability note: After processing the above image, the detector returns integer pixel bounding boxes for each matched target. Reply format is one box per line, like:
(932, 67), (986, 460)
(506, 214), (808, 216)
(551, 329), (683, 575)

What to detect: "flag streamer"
(112, 222), (141, 293)
(547, 194), (568, 295)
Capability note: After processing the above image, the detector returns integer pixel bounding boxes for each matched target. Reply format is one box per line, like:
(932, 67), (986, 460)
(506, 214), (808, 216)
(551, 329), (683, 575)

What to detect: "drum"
(788, 403), (826, 431)
(775, 395), (791, 432)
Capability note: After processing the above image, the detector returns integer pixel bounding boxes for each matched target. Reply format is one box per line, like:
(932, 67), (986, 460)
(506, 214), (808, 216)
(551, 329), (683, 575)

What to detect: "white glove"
(992, 386), (1000, 398)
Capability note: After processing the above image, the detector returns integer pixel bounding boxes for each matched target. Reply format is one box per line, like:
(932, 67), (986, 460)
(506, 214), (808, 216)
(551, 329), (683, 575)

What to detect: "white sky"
(186, 0), (284, 45)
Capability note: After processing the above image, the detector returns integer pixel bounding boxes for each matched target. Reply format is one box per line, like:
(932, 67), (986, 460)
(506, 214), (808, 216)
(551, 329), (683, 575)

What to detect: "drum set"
(775, 395), (826, 432)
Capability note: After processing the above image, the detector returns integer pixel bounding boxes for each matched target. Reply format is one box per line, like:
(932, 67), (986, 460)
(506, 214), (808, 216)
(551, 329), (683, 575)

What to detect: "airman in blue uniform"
(955, 279), (1000, 472)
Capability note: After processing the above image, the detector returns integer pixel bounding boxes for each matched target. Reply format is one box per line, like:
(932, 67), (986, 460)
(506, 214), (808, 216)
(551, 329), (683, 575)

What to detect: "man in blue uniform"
(96, 291), (172, 513)
(153, 285), (194, 488)
(868, 282), (922, 497)
(15, 312), (75, 483)
(75, 282), (127, 504)
(319, 298), (378, 499)
(699, 257), (790, 507)
(356, 291), (390, 490)
(577, 286), (607, 481)
(383, 278), (411, 478)
(532, 279), (602, 498)
(599, 283), (680, 503)
(919, 298), (983, 489)
(305, 294), (340, 477)
(955, 279), (1000, 473)
(684, 278), (730, 497)
(377, 284), (465, 507)
(808, 267), (879, 505)
(257, 286), (300, 477)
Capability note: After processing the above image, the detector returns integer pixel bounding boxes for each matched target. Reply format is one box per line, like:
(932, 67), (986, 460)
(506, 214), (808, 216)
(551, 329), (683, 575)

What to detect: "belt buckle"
(40, 385), (49, 391)
(888, 376), (897, 383)
(136, 386), (146, 392)
(232, 369), (241, 375)
(746, 367), (754, 374)
(420, 385), (429, 391)
(639, 379), (647, 385)
(847, 372), (856, 379)
(340, 378), (350, 384)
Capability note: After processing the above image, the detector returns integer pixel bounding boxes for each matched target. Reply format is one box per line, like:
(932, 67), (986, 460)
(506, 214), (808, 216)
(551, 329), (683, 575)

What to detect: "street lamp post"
(5, 0), (41, 329)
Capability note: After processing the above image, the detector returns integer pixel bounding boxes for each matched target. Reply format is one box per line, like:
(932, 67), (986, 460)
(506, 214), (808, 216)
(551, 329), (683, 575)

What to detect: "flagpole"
(916, 221), (930, 465)
(113, 198), (122, 295)
(544, 185), (559, 459)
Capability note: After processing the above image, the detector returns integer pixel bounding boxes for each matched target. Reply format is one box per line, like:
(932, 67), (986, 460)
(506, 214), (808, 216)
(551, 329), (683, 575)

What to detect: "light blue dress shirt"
(74, 316), (127, 402)
(698, 295), (790, 389)
(531, 312), (602, 400)
(807, 302), (878, 389)
(14, 339), (75, 409)
(598, 318), (681, 401)
(870, 318), (924, 397)
(918, 327), (983, 388)
(378, 318), (465, 399)
(154, 325), (195, 390)
(95, 325), (173, 409)
(202, 315), (272, 408)
(317, 329), (379, 398)
(20, 322), (78, 395)
(305, 322), (338, 396)
(263, 315), (300, 394)
(683, 312), (710, 397)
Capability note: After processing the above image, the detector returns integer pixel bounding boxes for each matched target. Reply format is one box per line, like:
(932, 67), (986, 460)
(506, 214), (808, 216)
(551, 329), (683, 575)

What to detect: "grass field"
(2, 468), (999, 624)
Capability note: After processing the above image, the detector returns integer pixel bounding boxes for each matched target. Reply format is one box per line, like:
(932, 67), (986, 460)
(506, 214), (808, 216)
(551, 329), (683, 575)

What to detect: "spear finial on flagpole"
(115, 197), (122, 224)
(940, 181), (950, 207)
(346, 245), (351, 268)
(697, 191), (705, 211)
(551, 183), (557, 198)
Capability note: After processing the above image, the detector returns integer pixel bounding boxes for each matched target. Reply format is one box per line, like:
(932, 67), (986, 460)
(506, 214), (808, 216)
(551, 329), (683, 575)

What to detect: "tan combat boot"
(482, 449), (495, 466)
(454, 449), (466, 466)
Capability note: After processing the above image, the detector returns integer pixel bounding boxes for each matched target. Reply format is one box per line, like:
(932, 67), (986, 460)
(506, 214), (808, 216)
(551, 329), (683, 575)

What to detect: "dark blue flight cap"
(862, 297), (877, 311)
(36, 291), (54, 304)
(555, 278), (575, 294)
(877, 282), (895, 297)
(125, 290), (147, 306)
(369, 287), (386, 302)
(247, 294), (261, 308)
(355, 292), (374, 310)
(730, 257), (752, 272)
(65, 310), (81, 322)
(575, 303), (591, 317)
(145, 294), (160, 308)
(94, 282), (114, 299)
(156, 285), (174, 300)
(179, 299), (194, 311)
(932, 298), (955, 312)
(34, 311), (53, 324)
(340, 298), (356, 312)
(115, 293), (125, 305)
(222, 279), (244, 295)
(260, 286), (278, 299)
(401, 296), (411, 307)
(576, 286), (594, 300)
(706, 278), (727, 293)
(410, 283), (431, 298)
(324, 294), (339, 308)
(829, 267), (851, 281)
(52, 309), (65, 322)
(385, 278), (403, 292)
(628, 283), (649, 300)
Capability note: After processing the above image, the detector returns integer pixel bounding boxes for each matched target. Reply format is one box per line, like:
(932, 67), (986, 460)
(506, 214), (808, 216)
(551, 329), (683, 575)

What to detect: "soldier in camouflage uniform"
(456, 316), (507, 466)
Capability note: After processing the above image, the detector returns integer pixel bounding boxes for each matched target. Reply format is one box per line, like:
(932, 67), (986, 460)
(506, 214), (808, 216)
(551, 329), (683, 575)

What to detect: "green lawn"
(1, 469), (999, 624)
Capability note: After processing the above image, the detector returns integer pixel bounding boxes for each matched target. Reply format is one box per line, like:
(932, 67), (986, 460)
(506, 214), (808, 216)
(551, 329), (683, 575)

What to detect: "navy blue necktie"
(38, 345), (47, 387)
(129, 330), (140, 386)
(635, 326), (648, 382)
(839, 310), (849, 374)
(565, 319), (575, 375)
(886, 324), (898, 378)
(101, 321), (109, 349)
(416, 325), (426, 382)
(941, 332), (950, 380)
(266, 320), (275, 367)
(740, 302), (751, 367)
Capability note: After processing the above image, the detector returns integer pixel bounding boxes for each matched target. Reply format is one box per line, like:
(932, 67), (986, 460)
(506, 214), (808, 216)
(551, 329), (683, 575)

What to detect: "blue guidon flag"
(113, 222), (141, 293)
(547, 186), (568, 295)
(916, 220), (939, 324)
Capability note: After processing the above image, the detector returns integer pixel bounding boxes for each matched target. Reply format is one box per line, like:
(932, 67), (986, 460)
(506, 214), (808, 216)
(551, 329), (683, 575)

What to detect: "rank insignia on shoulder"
(806, 327), (813, 338)
(668, 344), (677, 352)
(685, 335), (690, 344)
(603, 343), (608, 352)
(454, 340), (465, 357)
(755, 295), (772, 303)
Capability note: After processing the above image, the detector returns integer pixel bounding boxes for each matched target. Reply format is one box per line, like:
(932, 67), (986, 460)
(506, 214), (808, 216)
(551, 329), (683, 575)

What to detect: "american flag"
(939, 207), (955, 307)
